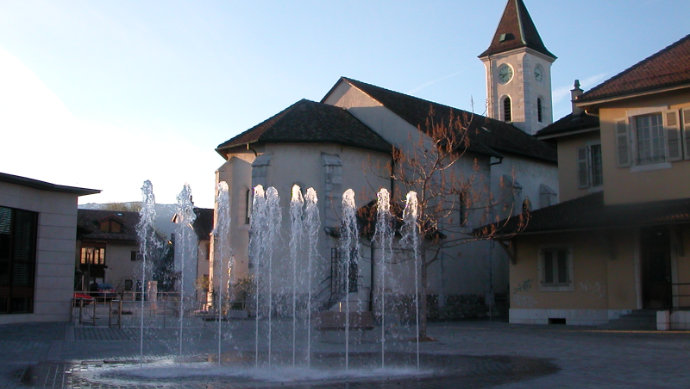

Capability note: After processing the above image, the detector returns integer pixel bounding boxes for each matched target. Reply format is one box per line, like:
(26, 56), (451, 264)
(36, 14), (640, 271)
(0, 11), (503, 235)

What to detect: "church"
(210, 0), (559, 320)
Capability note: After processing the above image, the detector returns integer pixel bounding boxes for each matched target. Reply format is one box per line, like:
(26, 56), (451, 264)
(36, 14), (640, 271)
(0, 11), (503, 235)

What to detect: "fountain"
(289, 185), (304, 366)
(61, 183), (559, 388)
(402, 191), (420, 368)
(174, 184), (196, 356)
(374, 188), (392, 368)
(136, 180), (157, 361)
(340, 188), (358, 370)
(304, 187), (319, 367)
(213, 181), (231, 363)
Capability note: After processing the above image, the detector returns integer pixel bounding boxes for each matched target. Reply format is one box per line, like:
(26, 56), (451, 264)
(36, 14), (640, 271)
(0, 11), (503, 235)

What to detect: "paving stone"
(1, 320), (689, 388)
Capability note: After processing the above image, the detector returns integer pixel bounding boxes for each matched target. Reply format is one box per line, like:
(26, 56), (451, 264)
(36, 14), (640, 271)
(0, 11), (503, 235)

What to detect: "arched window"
(503, 96), (512, 122)
(537, 98), (543, 123)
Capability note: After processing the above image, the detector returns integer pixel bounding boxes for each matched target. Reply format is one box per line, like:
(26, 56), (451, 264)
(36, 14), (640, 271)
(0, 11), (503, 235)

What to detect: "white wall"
(0, 181), (81, 323)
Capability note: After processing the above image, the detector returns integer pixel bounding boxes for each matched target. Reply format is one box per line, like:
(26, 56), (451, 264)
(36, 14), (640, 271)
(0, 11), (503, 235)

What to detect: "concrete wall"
(510, 231), (639, 325)
(0, 181), (82, 324)
(102, 242), (138, 292)
(556, 132), (602, 202)
(215, 142), (391, 310)
(598, 92), (690, 205)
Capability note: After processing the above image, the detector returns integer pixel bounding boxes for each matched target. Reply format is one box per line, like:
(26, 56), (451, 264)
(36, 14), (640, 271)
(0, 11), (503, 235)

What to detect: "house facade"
(500, 35), (690, 328)
(0, 172), (98, 323)
(76, 209), (140, 295)
(211, 0), (559, 319)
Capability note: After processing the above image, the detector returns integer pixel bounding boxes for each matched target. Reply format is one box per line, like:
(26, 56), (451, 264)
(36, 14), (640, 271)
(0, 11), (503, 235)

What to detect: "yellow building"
(493, 34), (690, 328)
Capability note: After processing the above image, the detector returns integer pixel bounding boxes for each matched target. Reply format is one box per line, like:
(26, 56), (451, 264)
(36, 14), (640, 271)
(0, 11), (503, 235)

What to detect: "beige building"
(494, 34), (690, 328)
(0, 172), (98, 323)
(76, 209), (140, 294)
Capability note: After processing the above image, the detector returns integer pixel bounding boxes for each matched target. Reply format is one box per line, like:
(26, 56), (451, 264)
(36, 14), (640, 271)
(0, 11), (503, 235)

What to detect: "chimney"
(571, 80), (584, 115)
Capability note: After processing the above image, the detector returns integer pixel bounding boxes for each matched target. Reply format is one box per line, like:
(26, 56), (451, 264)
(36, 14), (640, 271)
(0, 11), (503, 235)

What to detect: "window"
(99, 219), (122, 233)
(616, 110), (683, 167)
(331, 248), (358, 294)
(635, 113), (665, 164)
(503, 96), (512, 122)
(540, 248), (571, 289)
(539, 184), (556, 208)
(458, 191), (468, 226)
(0, 206), (38, 314)
(577, 143), (603, 189)
(683, 108), (690, 160)
(537, 98), (543, 123)
(80, 246), (105, 265)
(245, 188), (252, 224)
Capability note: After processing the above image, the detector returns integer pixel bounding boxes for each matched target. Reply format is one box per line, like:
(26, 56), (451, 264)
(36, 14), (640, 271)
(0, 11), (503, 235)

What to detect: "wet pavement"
(1, 320), (690, 388)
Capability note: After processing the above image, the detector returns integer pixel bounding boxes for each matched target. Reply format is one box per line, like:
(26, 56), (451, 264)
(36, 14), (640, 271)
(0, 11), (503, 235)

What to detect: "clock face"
(497, 64), (513, 84)
(534, 65), (544, 82)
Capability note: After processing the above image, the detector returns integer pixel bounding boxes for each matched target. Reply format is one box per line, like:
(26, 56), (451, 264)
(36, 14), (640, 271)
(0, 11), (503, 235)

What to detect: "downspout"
(369, 243), (375, 312)
(488, 155), (504, 319)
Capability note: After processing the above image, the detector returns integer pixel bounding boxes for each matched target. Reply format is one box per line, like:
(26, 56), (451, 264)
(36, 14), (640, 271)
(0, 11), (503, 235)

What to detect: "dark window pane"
(0, 207), (11, 234)
(12, 263), (33, 286)
(11, 297), (30, 313)
(557, 250), (569, 283)
(0, 207), (37, 314)
(0, 261), (9, 286)
(543, 251), (553, 284)
(13, 210), (36, 263)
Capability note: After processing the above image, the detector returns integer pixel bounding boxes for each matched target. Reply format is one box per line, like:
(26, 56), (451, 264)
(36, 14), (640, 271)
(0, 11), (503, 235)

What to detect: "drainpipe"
(369, 243), (375, 312)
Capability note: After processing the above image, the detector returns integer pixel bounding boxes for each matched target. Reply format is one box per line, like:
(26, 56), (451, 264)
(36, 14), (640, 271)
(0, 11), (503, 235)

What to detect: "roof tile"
(340, 77), (556, 163)
(578, 34), (690, 103)
(216, 99), (391, 156)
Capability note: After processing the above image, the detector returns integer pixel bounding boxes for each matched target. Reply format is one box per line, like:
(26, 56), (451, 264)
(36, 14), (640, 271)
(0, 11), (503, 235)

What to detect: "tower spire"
(478, 0), (555, 59)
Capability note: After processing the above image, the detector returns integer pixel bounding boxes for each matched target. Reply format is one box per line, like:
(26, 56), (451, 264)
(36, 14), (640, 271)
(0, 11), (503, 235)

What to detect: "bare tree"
(388, 107), (527, 340)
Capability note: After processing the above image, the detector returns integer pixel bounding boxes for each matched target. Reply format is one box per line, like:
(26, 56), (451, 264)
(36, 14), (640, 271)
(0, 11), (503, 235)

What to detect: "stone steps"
(602, 310), (657, 330)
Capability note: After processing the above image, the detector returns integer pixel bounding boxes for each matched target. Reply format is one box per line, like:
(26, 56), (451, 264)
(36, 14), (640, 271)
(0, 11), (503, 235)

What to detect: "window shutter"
(664, 110), (682, 161)
(577, 147), (589, 188)
(615, 119), (631, 167)
(683, 108), (690, 160)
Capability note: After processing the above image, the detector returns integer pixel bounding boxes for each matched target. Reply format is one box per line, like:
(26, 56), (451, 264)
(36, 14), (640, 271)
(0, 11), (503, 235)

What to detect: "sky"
(1, 1), (689, 208)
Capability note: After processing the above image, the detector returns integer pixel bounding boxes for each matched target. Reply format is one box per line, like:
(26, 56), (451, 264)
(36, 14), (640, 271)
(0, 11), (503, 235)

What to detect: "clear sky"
(1, 0), (688, 208)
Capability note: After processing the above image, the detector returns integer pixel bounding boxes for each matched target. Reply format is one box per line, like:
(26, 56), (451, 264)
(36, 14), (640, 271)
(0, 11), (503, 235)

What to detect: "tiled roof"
(337, 77), (556, 163)
(578, 34), (690, 104)
(77, 209), (139, 243)
(477, 192), (690, 236)
(536, 112), (599, 139)
(478, 0), (555, 59)
(0, 172), (99, 196)
(216, 99), (391, 157)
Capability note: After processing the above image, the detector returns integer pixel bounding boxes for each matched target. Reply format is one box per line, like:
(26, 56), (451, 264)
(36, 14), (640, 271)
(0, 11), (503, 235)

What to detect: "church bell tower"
(479, 0), (556, 135)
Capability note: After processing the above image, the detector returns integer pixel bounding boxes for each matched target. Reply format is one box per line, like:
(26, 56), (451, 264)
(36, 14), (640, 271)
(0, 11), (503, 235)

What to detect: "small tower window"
(537, 98), (543, 123)
(503, 96), (512, 122)
(245, 188), (252, 224)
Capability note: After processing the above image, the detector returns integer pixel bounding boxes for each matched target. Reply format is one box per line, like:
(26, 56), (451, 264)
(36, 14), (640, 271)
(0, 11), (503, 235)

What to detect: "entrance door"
(641, 227), (672, 309)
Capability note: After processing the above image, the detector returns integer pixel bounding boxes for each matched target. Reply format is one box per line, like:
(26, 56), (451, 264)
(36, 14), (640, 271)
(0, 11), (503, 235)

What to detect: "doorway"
(641, 227), (672, 309)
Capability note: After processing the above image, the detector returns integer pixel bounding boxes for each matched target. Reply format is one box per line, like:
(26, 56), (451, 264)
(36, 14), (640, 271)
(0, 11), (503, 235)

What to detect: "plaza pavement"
(1, 319), (689, 388)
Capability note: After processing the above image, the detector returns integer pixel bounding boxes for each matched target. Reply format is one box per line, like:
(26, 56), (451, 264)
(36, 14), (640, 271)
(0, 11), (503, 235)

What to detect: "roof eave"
(0, 172), (100, 196)
(536, 126), (600, 141)
(479, 46), (556, 62)
(577, 83), (690, 109)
